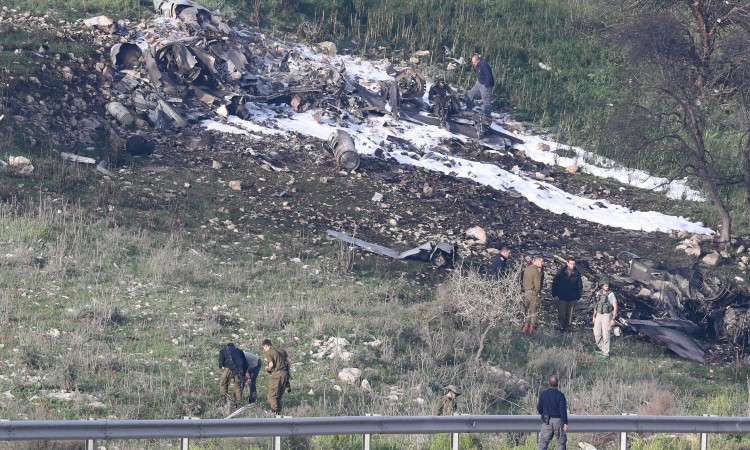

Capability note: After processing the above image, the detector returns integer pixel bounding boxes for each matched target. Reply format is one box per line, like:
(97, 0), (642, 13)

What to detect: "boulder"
(702, 252), (721, 267)
(465, 226), (487, 244)
(318, 41), (337, 56)
(338, 367), (362, 384)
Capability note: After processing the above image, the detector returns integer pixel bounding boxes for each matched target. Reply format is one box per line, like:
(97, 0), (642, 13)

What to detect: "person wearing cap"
(434, 385), (462, 415)
(537, 374), (568, 450)
(592, 276), (618, 357)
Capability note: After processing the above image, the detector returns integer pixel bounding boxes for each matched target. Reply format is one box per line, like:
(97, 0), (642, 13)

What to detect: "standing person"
(465, 54), (495, 119)
(434, 385), (462, 415)
(428, 80), (460, 130)
(261, 338), (290, 415)
(537, 375), (568, 450)
(219, 343), (249, 408)
(243, 350), (262, 404)
(551, 257), (584, 332)
(592, 277), (618, 358)
(489, 245), (512, 279)
(522, 256), (544, 335)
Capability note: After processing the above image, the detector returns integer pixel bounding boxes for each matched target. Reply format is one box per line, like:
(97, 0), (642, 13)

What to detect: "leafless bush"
(527, 344), (579, 381)
(436, 264), (524, 361)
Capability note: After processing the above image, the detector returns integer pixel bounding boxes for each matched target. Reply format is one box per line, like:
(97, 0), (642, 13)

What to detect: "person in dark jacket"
(428, 80), (460, 130)
(219, 343), (249, 408)
(243, 350), (262, 404)
(551, 257), (584, 332)
(489, 245), (512, 279)
(537, 375), (568, 450)
(465, 54), (495, 118)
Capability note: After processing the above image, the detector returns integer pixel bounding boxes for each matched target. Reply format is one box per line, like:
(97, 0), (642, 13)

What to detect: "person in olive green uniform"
(522, 256), (544, 335)
(261, 338), (290, 415)
(434, 385), (462, 415)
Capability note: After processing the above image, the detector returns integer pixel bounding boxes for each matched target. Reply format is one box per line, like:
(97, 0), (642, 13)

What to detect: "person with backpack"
(261, 338), (291, 415)
(551, 257), (584, 332)
(592, 277), (618, 358)
(218, 342), (249, 408)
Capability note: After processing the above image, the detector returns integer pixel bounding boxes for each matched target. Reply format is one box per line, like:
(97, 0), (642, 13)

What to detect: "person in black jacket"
(537, 375), (568, 450)
(488, 245), (511, 279)
(465, 54), (495, 118)
(219, 343), (249, 408)
(551, 257), (583, 332)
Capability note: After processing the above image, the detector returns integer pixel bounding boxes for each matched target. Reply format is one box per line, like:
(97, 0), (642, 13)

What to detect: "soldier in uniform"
(261, 338), (290, 415)
(522, 256), (544, 335)
(434, 385), (462, 415)
(219, 343), (249, 408)
(592, 277), (618, 358)
(428, 80), (460, 130)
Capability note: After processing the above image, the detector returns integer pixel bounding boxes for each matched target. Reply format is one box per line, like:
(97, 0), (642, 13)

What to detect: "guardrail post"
(450, 432), (459, 450)
(620, 413), (636, 450)
(362, 413), (378, 450)
(86, 418), (95, 450)
(273, 435), (281, 450)
(701, 414), (716, 450)
(181, 416), (199, 450)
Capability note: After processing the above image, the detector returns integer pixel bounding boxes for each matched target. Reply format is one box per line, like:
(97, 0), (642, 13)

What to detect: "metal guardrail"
(2, 415), (750, 441)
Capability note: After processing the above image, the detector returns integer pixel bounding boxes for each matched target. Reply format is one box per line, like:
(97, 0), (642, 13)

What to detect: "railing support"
(701, 414), (716, 450)
(86, 418), (95, 450)
(450, 432), (459, 450)
(621, 413), (636, 450)
(362, 432), (371, 450)
(273, 435), (281, 450)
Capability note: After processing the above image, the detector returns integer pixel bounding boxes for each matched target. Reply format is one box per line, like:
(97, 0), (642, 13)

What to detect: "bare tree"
(605, 0), (750, 243)
(437, 264), (525, 362)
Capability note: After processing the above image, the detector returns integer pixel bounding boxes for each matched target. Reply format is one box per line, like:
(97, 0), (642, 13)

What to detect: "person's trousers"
(557, 300), (577, 329)
(465, 82), (493, 117)
(219, 367), (244, 406)
(538, 417), (567, 450)
(594, 313), (612, 355)
(268, 370), (288, 414)
(248, 361), (261, 403)
(524, 292), (540, 325)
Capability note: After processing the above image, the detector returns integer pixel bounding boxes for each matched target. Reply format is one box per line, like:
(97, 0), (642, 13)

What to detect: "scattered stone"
(228, 180), (242, 191)
(318, 41), (337, 56)
(212, 160), (223, 169)
(565, 164), (578, 174)
(465, 226), (487, 244)
(338, 367), (362, 384)
(537, 142), (550, 152)
(702, 252), (721, 267)
(372, 192), (383, 202)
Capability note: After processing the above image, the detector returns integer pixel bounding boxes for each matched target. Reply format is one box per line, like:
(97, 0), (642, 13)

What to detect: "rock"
(360, 379), (372, 391)
(565, 164), (578, 174)
(318, 41), (337, 56)
(537, 142), (550, 152)
(388, 218), (398, 226)
(465, 226), (487, 244)
(737, 245), (746, 254)
(212, 160), (223, 170)
(422, 183), (434, 197)
(8, 155), (34, 174)
(515, 150), (526, 158)
(702, 252), (721, 267)
(637, 288), (652, 297)
(684, 246), (701, 257)
(534, 172), (545, 180)
(371, 192), (383, 202)
(228, 180), (242, 191)
(338, 367), (362, 384)
(677, 230), (690, 239)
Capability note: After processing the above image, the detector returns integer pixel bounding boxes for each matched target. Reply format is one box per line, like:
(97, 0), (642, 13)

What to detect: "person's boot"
(522, 323), (529, 334)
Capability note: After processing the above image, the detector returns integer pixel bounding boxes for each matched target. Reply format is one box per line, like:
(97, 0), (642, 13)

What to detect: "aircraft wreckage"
(98, 0), (523, 166)
(599, 252), (750, 363)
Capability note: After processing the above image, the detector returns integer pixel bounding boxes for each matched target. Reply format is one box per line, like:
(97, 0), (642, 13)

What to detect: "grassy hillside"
(0, 1), (749, 450)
